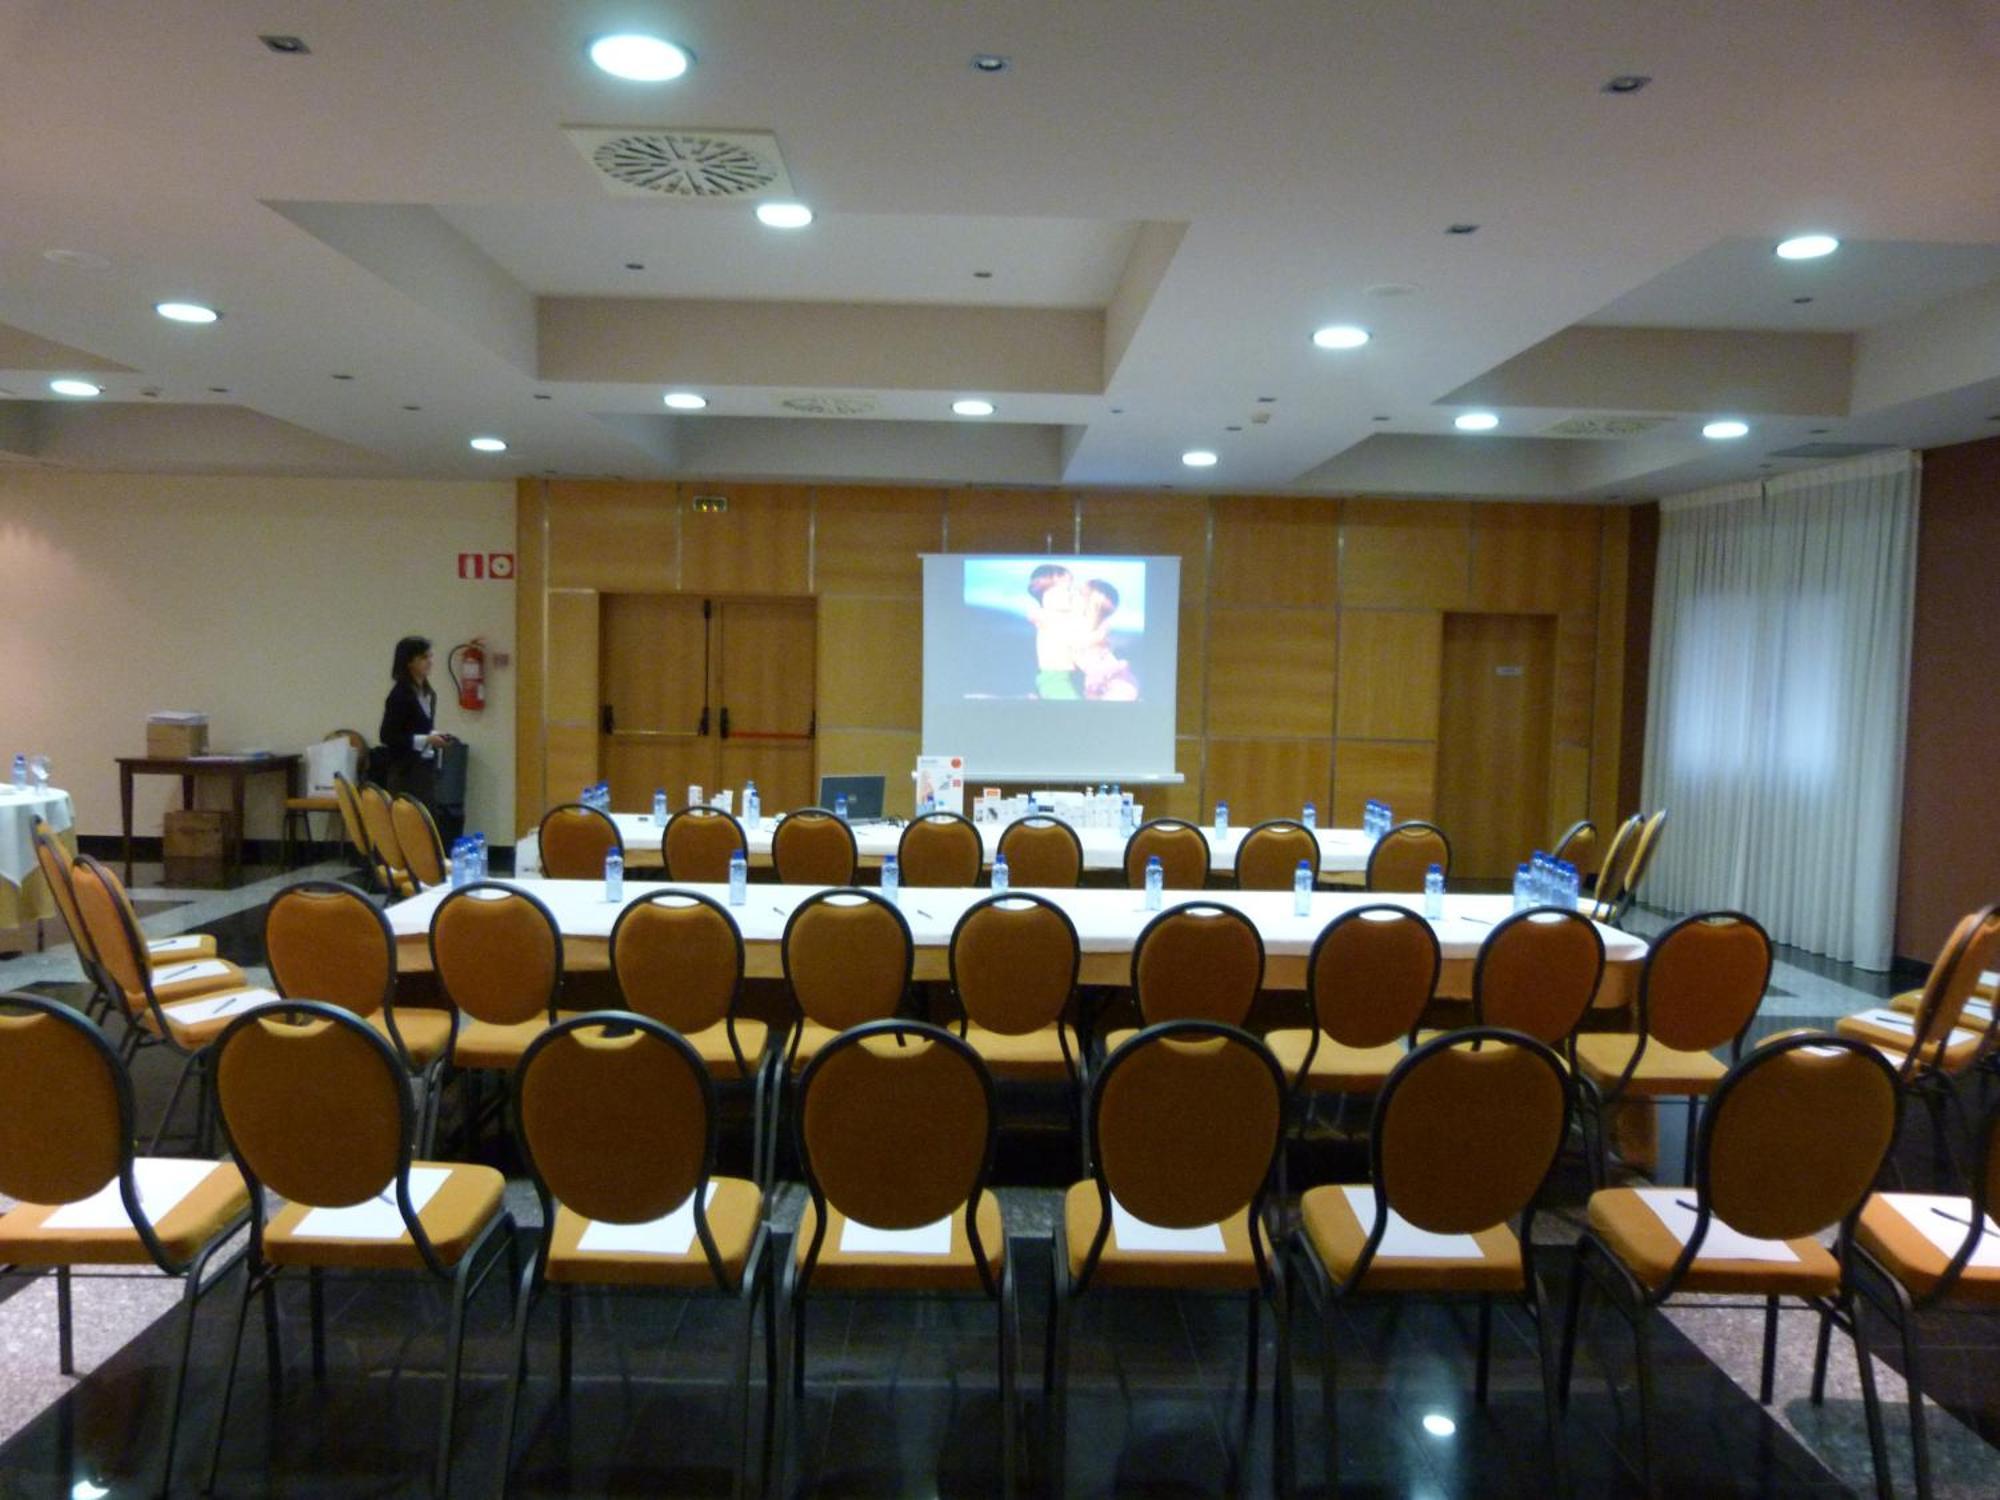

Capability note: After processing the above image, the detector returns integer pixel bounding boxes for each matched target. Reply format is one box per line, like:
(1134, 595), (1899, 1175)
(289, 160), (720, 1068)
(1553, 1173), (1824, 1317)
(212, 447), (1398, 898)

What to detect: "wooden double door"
(545, 591), (816, 816)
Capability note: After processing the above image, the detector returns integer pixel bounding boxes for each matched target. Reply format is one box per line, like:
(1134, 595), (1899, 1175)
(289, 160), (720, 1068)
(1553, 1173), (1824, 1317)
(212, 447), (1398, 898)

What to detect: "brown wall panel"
(1206, 738), (1333, 826)
(1468, 503), (1600, 613)
(680, 485), (811, 596)
(514, 480), (549, 831)
(817, 596), (923, 729)
(1211, 497), (1339, 608)
(544, 724), (600, 814)
(1551, 609), (1600, 746)
(1589, 508), (1630, 834)
(547, 481), (679, 590)
(1206, 606), (1338, 738)
(1078, 494), (1211, 739)
(1336, 610), (1442, 741)
(1339, 500), (1471, 609)
(1333, 741), (1437, 825)
(945, 489), (1077, 554)
(1550, 741), (1593, 845)
(814, 486), (943, 597)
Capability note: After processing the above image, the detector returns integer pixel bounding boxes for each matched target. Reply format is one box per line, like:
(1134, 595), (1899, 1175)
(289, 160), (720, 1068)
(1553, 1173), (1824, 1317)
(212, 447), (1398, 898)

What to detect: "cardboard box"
(164, 808), (236, 887)
(147, 716), (209, 759)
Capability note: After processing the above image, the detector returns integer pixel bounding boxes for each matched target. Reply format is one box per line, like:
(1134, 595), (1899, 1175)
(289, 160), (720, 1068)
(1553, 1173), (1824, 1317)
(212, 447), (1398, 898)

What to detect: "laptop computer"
(818, 774), (886, 820)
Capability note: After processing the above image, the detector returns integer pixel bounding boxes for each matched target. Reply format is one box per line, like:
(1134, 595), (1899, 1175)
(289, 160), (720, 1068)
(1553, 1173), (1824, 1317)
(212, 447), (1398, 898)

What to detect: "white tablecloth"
(514, 813), (1376, 879)
(0, 784), (74, 887)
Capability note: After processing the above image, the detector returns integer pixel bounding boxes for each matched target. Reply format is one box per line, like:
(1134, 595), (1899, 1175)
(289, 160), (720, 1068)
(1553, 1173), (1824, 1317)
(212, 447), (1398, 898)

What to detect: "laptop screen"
(817, 774), (886, 819)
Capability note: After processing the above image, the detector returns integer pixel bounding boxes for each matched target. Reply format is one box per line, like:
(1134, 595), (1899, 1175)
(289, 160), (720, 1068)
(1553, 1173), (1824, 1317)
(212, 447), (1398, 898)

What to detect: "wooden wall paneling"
(945, 490), (1078, 554)
(514, 479), (548, 832)
(1435, 613), (1556, 879)
(1338, 499), (1471, 609)
(818, 729), (923, 819)
(601, 737), (714, 816)
(600, 594), (708, 734)
(716, 599), (816, 816)
(1551, 608), (1599, 746)
(813, 486), (944, 597)
(1336, 609), (1443, 741)
(1550, 741), (1593, 846)
(1205, 738), (1333, 826)
(1079, 493), (1211, 736)
(1333, 740), (1437, 825)
(680, 485), (811, 596)
(1210, 496), (1338, 608)
(1590, 509), (1630, 833)
(818, 595), (922, 730)
(546, 589), (600, 727)
(546, 481), (680, 591)
(1206, 606), (1338, 738)
(544, 726), (601, 820)
(1467, 503), (1601, 614)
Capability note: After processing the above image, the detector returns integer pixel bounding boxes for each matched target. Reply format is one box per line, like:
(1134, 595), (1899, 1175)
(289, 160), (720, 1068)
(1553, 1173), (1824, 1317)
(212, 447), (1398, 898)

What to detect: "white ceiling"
(0, 0), (1997, 497)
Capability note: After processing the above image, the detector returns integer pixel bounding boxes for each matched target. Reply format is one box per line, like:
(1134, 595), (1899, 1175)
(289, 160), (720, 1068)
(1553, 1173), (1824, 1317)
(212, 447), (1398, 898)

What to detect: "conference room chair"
(1235, 818), (1320, 892)
(1831, 1090), (2000, 1499)
(429, 881), (566, 1145)
(32, 816), (217, 1025)
(1602, 808), (1668, 927)
(68, 853), (260, 1151)
(0, 992), (251, 1498)
(329, 770), (377, 886)
(1585, 812), (1646, 920)
(503, 1013), (773, 1500)
(1574, 912), (1771, 1189)
(391, 792), (449, 888)
(662, 803), (748, 882)
(995, 813), (1084, 887)
(897, 808), (984, 887)
(1364, 820), (1451, 892)
(264, 879), (452, 1143)
(1561, 1033), (1899, 1499)
(1836, 902), (2000, 1181)
(538, 801), (622, 880)
(1552, 817), (1599, 884)
(783, 1020), (1017, 1496)
(357, 781), (417, 897)
(770, 806), (859, 886)
(1050, 1021), (1291, 1498)
(1264, 904), (1440, 1110)
(1099, 900), (1265, 1063)
(205, 1000), (516, 1498)
(779, 887), (913, 1075)
(1123, 816), (1210, 890)
(610, 889), (780, 1185)
(1293, 1028), (1574, 1490)
(950, 891), (1085, 1162)
(281, 727), (367, 867)
(1468, 906), (1606, 1055)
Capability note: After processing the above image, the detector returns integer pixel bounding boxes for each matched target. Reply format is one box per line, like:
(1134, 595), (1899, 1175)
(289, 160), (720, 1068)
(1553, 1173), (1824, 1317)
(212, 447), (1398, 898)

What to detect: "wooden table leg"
(121, 766), (136, 882)
(229, 771), (248, 882)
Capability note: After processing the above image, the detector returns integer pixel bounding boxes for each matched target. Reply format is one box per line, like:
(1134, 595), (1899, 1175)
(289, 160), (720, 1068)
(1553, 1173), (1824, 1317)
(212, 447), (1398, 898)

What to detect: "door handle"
(698, 706), (709, 736)
(719, 706), (731, 740)
(600, 704), (614, 734)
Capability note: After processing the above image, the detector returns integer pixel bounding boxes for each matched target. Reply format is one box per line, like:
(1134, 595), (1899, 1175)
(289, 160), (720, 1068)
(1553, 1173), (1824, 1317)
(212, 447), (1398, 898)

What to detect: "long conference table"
(515, 814), (1378, 879)
(386, 879), (1648, 1006)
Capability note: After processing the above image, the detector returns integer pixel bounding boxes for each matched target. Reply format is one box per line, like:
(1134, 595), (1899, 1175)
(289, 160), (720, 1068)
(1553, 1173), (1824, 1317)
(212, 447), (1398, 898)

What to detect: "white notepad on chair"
(293, 1165), (449, 1240)
(163, 988), (277, 1025)
(1110, 1197), (1226, 1254)
(577, 1183), (718, 1256)
(1880, 1194), (2000, 1269)
(147, 935), (206, 956)
(839, 1213), (954, 1256)
(1636, 1188), (1799, 1262)
(152, 959), (235, 987)
(43, 1158), (220, 1231)
(1340, 1186), (1481, 1258)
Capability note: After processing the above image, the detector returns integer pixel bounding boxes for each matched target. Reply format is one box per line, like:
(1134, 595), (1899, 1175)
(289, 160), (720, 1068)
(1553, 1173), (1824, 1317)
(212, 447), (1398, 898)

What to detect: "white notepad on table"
(1637, 1188), (1799, 1263)
(1852, 1007), (1975, 1039)
(43, 1158), (220, 1231)
(1110, 1197), (1226, 1254)
(1340, 1186), (1482, 1258)
(152, 959), (235, 988)
(1880, 1194), (2000, 1269)
(293, 1165), (449, 1240)
(163, 987), (277, 1026)
(839, 1213), (954, 1256)
(147, 935), (206, 956)
(577, 1183), (718, 1256)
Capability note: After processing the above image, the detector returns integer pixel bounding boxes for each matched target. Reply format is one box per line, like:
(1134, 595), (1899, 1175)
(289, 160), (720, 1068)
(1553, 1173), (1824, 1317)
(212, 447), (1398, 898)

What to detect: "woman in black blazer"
(378, 635), (450, 810)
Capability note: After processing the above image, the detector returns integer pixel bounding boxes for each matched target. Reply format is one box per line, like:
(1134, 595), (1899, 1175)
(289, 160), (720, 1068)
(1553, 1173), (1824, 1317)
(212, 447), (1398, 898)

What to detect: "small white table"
(0, 784), (76, 932)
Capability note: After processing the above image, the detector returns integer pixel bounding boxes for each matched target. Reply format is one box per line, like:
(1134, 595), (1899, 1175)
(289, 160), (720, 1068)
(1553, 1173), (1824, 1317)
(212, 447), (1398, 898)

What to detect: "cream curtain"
(1641, 450), (1919, 969)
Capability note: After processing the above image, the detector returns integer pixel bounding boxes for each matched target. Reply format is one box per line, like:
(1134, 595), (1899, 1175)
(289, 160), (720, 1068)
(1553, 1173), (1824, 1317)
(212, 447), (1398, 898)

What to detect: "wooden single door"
(1436, 613), (1555, 881)
(544, 589), (601, 809)
(599, 594), (711, 811)
(715, 600), (817, 815)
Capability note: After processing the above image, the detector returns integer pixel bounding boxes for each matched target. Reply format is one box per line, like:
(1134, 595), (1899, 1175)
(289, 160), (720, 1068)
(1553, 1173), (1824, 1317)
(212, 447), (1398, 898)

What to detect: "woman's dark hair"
(391, 635), (432, 684)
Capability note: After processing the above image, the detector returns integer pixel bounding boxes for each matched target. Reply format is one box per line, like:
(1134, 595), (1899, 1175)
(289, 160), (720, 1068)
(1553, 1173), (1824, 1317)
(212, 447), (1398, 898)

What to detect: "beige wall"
(0, 472), (516, 844)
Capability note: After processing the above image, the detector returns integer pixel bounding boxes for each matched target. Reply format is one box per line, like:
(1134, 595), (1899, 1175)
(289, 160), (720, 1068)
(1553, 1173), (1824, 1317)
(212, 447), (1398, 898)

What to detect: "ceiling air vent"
(778, 394), (880, 417)
(564, 127), (793, 200)
(1539, 415), (1673, 439)
(1765, 442), (1897, 460)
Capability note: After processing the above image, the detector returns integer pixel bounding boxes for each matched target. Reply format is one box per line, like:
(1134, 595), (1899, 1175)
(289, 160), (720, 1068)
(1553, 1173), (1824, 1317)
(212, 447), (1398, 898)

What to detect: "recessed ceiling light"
(48, 378), (101, 397)
(469, 436), (508, 453)
(1312, 324), (1371, 350)
(1421, 1413), (1457, 1438)
(1702, 419), (1750, 440)
(588, 34), (691, 83)
(970, 54), (1011, 74)
(755, 202), (814, 230)
(1181, 449), (1219, 468)
(952, 398), (995, 417)
(258, 35), (310, 55)
(155, 301), (219, 324)
(1446, 223), (1480, 236)
(1454, 412), (1499, 431)
(1775, 234), (1839, 260)
(663, 391), (708, 410)
(1601, 75), (1651, 94)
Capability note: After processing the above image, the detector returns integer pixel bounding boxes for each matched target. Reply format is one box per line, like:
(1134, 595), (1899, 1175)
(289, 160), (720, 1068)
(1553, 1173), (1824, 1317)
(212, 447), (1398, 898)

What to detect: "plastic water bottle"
(1121, 792), (1135, 834)
(1561, 860), (1581, 909)
(743, 781), (760, 828)
(1529, 852), (1550, 905)
(1302, 801), (1317, 831)
(1513, 863), (1534, 912)
(449, 839), (467, 888)
(881, 854), (900, 905)
(604, 846), (623, 903)
(990, 851), (1010, 893)
(728, 850), (747, 906)
(1423, 863), (1445, 919)
(835, 793), (849, 822)
(472, 832), (488, 879)
(1378, 802), (1394, 834)
(652, 787), (667, 821)
(1292, 859), (1313, 917)
(1144, 854), (1164, 911)
(9, 754), (24, 790)
(1215, 800), (1229, 834)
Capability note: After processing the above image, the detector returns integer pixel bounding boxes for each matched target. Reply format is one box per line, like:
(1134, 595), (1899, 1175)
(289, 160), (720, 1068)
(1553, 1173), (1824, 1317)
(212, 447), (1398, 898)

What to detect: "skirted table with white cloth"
(0, 784), (77, 932)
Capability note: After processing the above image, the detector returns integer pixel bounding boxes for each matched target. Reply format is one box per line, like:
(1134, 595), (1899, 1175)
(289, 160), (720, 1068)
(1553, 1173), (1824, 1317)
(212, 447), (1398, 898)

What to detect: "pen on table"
(1675, 1199), (1701, 1214)
(159, 963), (203, 981)
(1930, 1206), (1975, 1229)
(914, 909), (934, 919)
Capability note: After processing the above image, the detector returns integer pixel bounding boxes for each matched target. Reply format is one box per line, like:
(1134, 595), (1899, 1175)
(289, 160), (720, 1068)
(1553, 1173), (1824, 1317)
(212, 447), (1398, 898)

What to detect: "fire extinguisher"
(447, 639), (486, 712)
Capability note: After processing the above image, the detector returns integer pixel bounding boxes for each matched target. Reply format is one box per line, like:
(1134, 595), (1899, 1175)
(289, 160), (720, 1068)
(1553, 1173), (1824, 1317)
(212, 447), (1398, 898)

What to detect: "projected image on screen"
(960, 557), (1150, 702)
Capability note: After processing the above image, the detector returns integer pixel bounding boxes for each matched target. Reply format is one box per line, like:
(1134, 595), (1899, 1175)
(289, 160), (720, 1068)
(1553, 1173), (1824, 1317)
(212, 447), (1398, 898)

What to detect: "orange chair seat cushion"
(1833, 1013), (1985, 1074)
(264, 1162), (506, 1271)
(1855, 1195), (2000, 1306)
(1586, 1187), (1838, 1295)
(1264, 1029), (1408, 1092)
(788, 1021), (846, 1074)
(1573, 1034), (1727, 1096)
(147, 987), (272, 1046)
(373, 1009), (452, 1068)
(680, 1018), (770, 1079)
(546, 1177), (763, 1289)
(0, 1161), (249, 1267)
(794, 1190), (1004, 1293)
(960, 1023), (1075, 1082)
(1063, 1180), (1264, 1291)
(1299, 1183), (1522, 1294)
